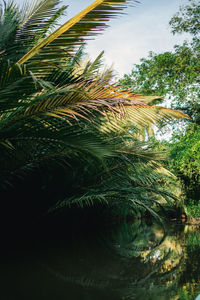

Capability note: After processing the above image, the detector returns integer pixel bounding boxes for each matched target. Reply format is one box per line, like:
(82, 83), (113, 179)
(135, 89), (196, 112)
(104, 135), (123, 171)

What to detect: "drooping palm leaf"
(46, 153), (178, 215)
(18, 79), (188, 129)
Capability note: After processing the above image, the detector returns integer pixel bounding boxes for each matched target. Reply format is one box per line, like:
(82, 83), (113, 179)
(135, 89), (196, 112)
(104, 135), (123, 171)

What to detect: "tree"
(168, 123), (200, 202)
(119, 0), (200, 121)
(169, 0), (200, 36)
(119, 0), (200, 203)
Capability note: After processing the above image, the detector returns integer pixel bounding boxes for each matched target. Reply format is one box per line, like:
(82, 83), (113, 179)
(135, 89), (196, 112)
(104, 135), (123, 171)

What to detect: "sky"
(14, 0), (191, 78)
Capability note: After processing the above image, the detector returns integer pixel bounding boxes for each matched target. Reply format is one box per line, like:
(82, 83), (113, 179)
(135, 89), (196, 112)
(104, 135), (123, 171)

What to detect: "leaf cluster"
(169, 0), (200, 36)
(167, 124), (200, 201)
(0, 0), (185, 221)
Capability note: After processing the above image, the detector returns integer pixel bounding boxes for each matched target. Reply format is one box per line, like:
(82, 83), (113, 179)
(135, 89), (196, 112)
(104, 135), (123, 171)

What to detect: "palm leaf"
(14, 67), (188, 128)
(17, 0), (66, 43)
(132, 95), (163, 104)
(17, 0), (137, 68)
(14, 0), (188, 128)
(0, 1), (20, 57)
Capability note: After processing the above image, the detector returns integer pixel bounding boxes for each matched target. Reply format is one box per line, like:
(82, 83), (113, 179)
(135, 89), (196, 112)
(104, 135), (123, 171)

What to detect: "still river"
(1, 217), (200, 300)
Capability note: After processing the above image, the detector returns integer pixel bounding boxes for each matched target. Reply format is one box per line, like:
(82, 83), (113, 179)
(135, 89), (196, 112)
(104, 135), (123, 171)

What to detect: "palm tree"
(0, 0), (188, 225)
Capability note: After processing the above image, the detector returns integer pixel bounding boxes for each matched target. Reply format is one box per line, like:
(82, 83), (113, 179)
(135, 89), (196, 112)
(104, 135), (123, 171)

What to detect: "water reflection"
(1, 217), (200, 300)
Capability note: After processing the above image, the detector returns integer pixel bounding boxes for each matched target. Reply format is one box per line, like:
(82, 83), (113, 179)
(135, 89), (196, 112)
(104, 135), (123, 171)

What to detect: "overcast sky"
(14, 0), (191, 78)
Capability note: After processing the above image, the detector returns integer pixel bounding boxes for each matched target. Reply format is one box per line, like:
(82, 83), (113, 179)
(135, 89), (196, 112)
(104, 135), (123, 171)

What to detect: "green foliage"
(184, 199), (200, 217)
(119, 0), (200, 205)
(168, 124), (200, 202)
(169, 0), (200, 36)
(119, 40), (200, 120)
(178, 282), (200, 300)
(119, 0), (200, 121)
(170, 124), (200, 179)
(0, 0), (66, 62)
(0, 0), (185, 225)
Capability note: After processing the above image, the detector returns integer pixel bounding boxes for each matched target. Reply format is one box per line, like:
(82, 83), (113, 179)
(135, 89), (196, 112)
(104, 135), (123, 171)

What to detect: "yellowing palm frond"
(18, 0), (136, 69)
(19, 74), (188, 132)
(136, 96), (163, 104)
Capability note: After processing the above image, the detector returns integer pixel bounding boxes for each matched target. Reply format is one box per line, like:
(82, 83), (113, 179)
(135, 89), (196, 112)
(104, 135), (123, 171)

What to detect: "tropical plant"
(119, 0), (200, 203)
(0, 0), (187, 226)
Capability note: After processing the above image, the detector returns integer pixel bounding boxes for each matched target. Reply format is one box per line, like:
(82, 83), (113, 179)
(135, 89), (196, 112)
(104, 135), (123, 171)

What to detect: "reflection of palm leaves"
(42, 264), (110, 289)
(120, 247), (184, 299)
(104, 220), (166, 258)
(38, 221), (184, 300)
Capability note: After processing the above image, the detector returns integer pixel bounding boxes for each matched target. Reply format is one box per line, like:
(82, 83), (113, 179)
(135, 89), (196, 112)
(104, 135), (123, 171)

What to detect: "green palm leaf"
(0, 0), (67, 62)
(17, 0), (66, 43)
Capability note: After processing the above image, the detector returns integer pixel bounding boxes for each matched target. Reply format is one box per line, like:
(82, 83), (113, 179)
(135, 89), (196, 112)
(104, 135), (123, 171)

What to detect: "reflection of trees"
(107, 221), (185, 299)
(1, 220), (200, 300)
(36, 220), (187, 300)
(115, 223), (200, 300)
(178, 227), (200, 299)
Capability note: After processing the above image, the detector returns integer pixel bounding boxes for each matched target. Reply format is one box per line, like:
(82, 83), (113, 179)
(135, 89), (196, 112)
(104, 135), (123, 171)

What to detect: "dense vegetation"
(2, 1), (200, 299)
(119, 0), (200, 211)
(0, 0), (188, 234)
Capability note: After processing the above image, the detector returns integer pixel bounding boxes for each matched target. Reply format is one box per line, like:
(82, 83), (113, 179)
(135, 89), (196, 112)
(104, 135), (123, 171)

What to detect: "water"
(1, 217), (200, 300)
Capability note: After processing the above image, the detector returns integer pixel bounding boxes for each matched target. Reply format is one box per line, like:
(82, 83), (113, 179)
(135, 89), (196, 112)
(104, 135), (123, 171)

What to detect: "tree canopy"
(119, 0), (200, 120)
(119, 0), (200, 202)
(169, 0), (200, 36)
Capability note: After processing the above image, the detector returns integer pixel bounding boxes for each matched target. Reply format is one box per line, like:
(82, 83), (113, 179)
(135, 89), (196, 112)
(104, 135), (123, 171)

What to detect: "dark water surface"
(1, 218), (200, 300)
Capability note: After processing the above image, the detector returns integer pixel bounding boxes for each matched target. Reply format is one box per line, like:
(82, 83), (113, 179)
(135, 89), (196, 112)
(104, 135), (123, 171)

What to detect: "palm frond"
(17, 0), (67, 44)
(0, 0), (67, 62)
(0, 1), (20, 58)
(11, 70), (187, 130)
(17, 0), (137, 68)
(0, 62), (39, 114)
